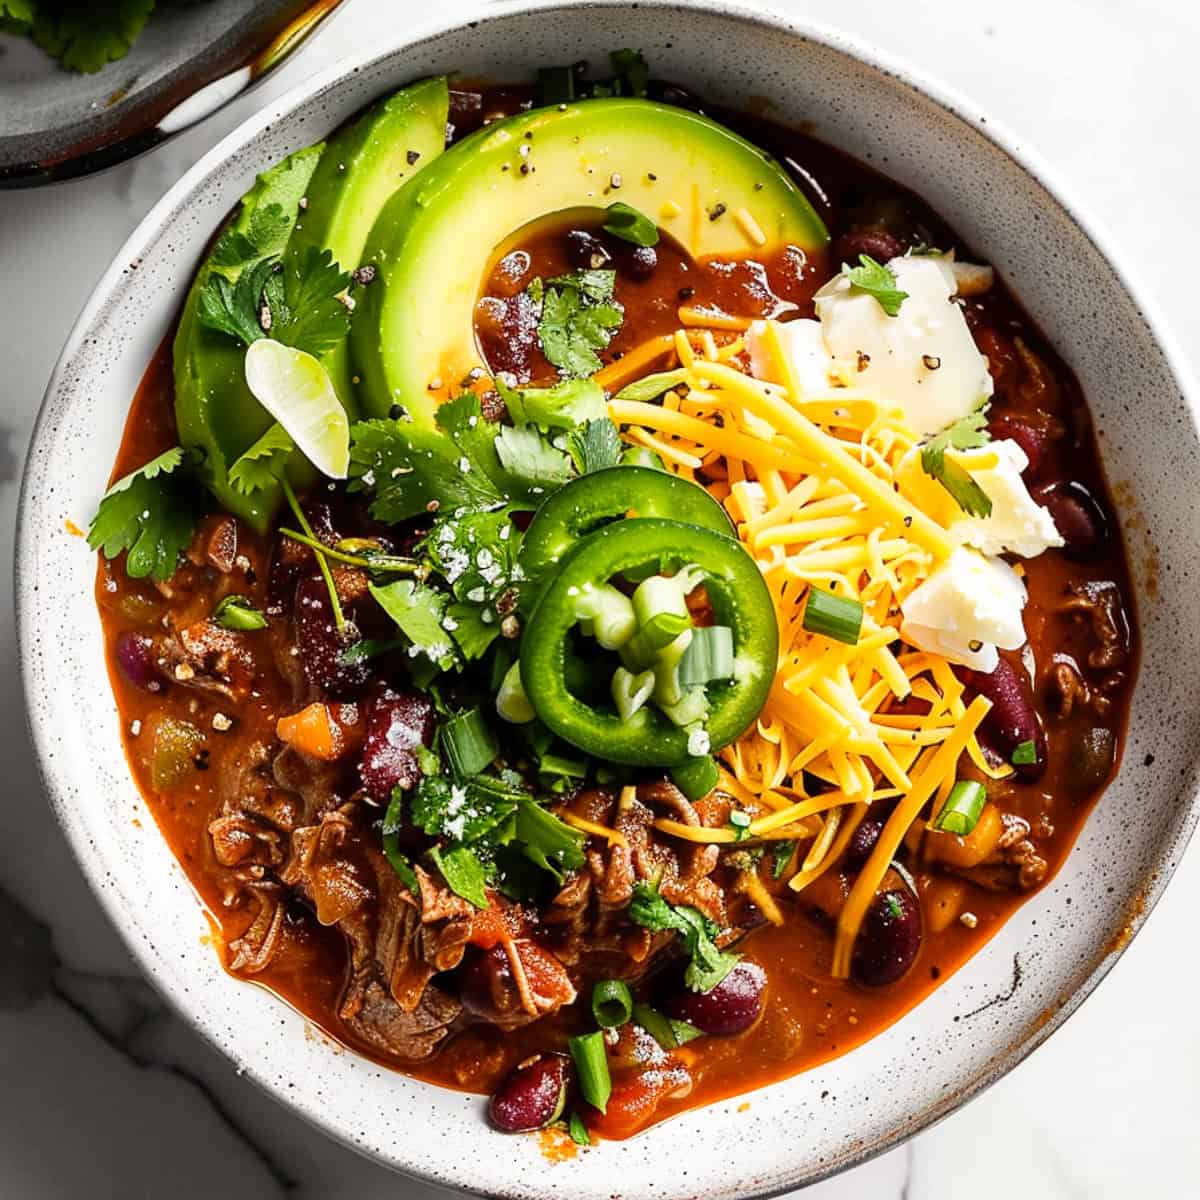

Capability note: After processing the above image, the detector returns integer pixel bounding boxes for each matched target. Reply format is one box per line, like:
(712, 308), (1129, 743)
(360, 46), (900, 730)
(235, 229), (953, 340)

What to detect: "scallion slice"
(802, 586), (863, 645)
(633, 574), (693, 650)
(669, 755), (720, 801)
(678, 625), (734, 687)
(539, 752), (588, 780)
(632, 1002), (704, 1050)
(568, 1031), (612, 1113)
(567, 1110), (592, 1147)
(612, 666), (656, 722)
(211, 594), (268, 631)
(1011, 739), (1037, 765)
(591, 979), (634, 1028)
(932, 780), (987, 836)
(440, 708), (498, 778)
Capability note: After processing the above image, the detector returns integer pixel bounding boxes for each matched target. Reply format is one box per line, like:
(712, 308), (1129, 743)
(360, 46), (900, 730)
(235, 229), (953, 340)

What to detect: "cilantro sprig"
(628, 881), (740, 993)
(920, 409), (993, 517)
(86, 447), (203, 581)
(26, 0), (155, 74)
(841, 253), (908, 317)
(534, 269), (624, 378)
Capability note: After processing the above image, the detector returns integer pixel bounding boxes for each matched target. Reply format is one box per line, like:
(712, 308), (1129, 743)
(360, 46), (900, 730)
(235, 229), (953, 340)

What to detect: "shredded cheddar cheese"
(605, 317), (1012, 960)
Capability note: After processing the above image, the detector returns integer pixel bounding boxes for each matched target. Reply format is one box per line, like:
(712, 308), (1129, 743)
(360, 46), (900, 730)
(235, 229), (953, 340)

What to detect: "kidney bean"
(1069, 726), (1117, 792)
(267, 501), (338, 615)
(565, 229), (612, 271)
(114, 631), (162, 692)
(488, 1054), (572, 1132)
(614, 243), (658, 281)
(1031, 481), (1109, 561)
(986, 415), (1049, 479)
(842, 812), (888, 873)
(831, 228), (905, 267)
(959, 658), (1047, 782)
(294, 574), (372, 697)
(661, 960), (765, 1036)
(851, 870), (922, 987)
(358, 687), (435, 802)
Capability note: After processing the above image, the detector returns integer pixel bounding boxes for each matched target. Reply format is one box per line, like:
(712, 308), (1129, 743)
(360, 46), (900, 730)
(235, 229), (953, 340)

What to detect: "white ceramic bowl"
(17, 2), (1200, 1196)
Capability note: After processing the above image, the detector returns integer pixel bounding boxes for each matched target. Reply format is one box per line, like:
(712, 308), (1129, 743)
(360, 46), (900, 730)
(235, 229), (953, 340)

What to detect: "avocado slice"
(350, 98), (829, 424)
(174, 79), (450, 532)
(285, 76), (450, 412)
(174, 144), (324, 534)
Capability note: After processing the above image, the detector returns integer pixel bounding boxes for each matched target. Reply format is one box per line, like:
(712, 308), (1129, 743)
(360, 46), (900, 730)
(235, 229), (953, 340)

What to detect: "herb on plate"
(86, 446), (202, 582)
(842, 253), (908, 317)
(533, 269), (624, 378)
(602, 201), (659, 248)
(628, 881), (740, 993)
(920, 408), (993, 518)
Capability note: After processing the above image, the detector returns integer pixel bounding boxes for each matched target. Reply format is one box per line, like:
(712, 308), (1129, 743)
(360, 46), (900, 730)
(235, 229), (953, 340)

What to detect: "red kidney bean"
(358, 687), (435, 802)
(114, 631), (161, 692)
(565, 229), (612, 271)
(488, 1054), (572, 1133)
(1031, 481), (1109, 561)
(831, 229), (905, 267)
(294, 574), (372, 697)
(986, 415), (1049, 480)
(959, 658), (1047, 782)
(661, 960), (765, 1035)
(851, 872), (922, 987)
(614, 243), (658, 281)
(842, 812), (888, 873)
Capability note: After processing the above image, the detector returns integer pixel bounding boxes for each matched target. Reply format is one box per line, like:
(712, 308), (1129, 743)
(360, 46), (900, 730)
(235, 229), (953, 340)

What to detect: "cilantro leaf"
(270, 246), (353, 357)
(498, 377), (606, 430)
(86, 447), (202, 582)
(602, 201), (659, 248)
(444, 603), (500, 660)
(368, 579), (458, 670)
(613, 368), (690, 403)
(628, 881), (740, 993)
(228, 422), (294, 495)
(568, 418), (623, 474)
(412, 774), (518, 844)
(494, 426), (572, 492)
(428, 843), (491, 908)
(515, 798), (585, 883)
(920, 408), (993, 518)
(536, 270), (624, 378)
(842, 253), (908, 317)
(209, 203), (291, 272)
(348, 417), (503, 523)
(31, 0), (155, 74)
(196, 256), (276, 346)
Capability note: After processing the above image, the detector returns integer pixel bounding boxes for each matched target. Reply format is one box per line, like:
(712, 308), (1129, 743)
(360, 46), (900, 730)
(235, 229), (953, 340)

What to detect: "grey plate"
(0, 0), (347, 186)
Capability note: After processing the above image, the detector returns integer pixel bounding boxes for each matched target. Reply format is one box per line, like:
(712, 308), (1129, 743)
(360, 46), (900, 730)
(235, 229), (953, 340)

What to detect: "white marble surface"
(2, 1), (1198, 1196)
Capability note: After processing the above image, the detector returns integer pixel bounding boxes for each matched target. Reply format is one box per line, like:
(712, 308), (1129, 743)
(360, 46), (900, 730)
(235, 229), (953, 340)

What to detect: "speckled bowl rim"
(16, 0), (1200, 1195)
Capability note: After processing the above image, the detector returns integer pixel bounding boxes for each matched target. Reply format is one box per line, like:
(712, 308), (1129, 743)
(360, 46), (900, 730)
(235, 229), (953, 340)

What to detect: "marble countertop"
(2, 1), (1198, 1196)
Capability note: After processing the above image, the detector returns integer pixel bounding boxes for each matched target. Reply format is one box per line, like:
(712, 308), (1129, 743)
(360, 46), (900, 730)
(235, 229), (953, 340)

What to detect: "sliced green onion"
(802, 586), (863, 646)
(574, 583), (636, 650)
(614, 368), (690, 403)
(211, 594), (268, 631)
(1011, 739), (1037, 765)
(611, 666), (656, 722)
(647, 628), (694, 705)
(539, 752), (588, 780)
(440, 708), (499, 778)
(932, 780), (987, 836)
(670, 755), (720, 801)
(603, 201), (660, 248)
(633, 574), (693, 651)
(381, 790), (418, 894)
(567, 1110), (592, 1147)
(591, 979), (634, 1028)
(678, 625), (734, 687)
(632, 1002), (704, 1050)
(568, 1031), (611, 1113)
(657, 687), (708, 729)
(619, 446), (666, 471)
(496, 661), (536, 725)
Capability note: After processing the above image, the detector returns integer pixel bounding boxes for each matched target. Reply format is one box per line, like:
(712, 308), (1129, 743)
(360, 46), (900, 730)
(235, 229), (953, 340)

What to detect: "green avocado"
(174, 79), (450, 532)
(350, 97), (829, 425)
(174, 144), (324, 534)
(285, 76), (450, 412)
